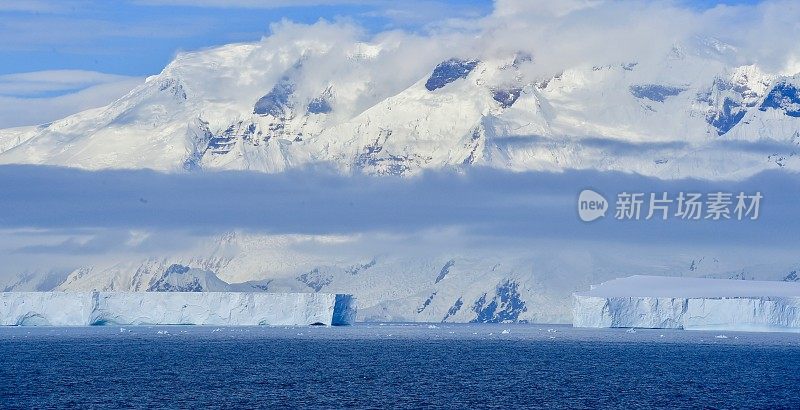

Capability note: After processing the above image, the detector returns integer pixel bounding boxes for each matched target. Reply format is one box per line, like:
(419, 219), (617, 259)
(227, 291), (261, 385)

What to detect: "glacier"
(0, 292), (356, 326)
(573, 276), (800, 332)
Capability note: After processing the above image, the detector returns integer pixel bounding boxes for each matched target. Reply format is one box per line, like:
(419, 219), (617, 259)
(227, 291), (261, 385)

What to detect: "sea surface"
(1, 323), (799, 409)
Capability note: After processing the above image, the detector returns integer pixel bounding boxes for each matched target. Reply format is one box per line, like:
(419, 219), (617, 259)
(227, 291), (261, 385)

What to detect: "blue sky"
(0, 0), (763, 77)
(0, 0), (493, 77)
(0, 0), (491, 127)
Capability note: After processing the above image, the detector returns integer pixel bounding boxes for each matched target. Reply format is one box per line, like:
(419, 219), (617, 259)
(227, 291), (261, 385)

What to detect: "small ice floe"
(501, 329), (511, 334)
(715, 334), (728, 339)
(157, 330), (168, 335)
(659, 334), (665, 338)
(547, 328), (557, 333)
(427, 325), (438, 329)
(625, 328), (636, 333)
(212, 328), (221, 333)
(119, 327), (129, 333)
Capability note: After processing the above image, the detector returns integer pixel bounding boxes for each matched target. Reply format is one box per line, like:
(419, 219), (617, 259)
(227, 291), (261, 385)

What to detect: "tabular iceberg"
(573, 276), (800, 332)
(0, 292), (356, 326)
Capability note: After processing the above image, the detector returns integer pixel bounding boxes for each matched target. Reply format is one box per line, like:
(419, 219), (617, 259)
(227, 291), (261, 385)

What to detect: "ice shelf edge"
(0, 292), (357, 326)
(573, 294), (800, 332)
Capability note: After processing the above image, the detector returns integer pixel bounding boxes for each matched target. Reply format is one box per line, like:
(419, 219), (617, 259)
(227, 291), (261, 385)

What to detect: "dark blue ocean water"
(1, 324), (799, 409)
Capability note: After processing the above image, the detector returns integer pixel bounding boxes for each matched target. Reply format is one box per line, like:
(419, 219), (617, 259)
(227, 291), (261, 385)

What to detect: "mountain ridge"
(1, 35), (799, 179)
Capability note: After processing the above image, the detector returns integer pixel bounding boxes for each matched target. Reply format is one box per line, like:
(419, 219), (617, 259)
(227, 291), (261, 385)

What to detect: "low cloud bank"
(0, 165), (797, 247)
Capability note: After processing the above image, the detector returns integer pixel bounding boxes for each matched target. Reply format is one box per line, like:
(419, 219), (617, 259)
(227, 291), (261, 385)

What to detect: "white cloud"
(0, 71), (142, 128)
(3, 0), (800, 129)
(492, 0), (601, 18)
(0, 165), (797, 282)
(0, 70), (137, 97)
(454, 0), (800, 76)
(134, 0), (376, 8)
(0, 0), (82, 13)
(0, 16), (217, 53)
(246, 0), (800, 108)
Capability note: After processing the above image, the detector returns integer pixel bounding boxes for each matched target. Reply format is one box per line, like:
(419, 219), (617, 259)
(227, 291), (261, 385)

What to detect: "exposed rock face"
(425, 59), (480, 91)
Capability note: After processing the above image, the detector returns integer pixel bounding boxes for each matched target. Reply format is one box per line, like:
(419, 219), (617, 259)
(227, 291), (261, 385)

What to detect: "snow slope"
(0, 35), (799, 178)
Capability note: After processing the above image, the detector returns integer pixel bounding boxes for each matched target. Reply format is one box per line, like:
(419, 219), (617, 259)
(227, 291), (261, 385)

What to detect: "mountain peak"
(1, 37), (799, 178)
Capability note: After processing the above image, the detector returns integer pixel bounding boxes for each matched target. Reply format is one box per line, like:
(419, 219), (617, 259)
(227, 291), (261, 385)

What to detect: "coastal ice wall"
(573, 295), (800, 331)
(573, 276), (800, 332)
(683, 297), (800, 331)
(573, 296), (688, 329)
(0, 292), (356, 326)
(0, 292), (94, 326)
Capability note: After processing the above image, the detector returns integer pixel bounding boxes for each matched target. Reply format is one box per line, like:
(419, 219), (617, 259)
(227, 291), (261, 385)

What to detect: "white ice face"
(573, 276), (800, 332)
(0, 291), (356, 327)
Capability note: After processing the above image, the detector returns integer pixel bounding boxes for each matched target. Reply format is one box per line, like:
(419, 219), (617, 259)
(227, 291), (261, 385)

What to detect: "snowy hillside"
(0, 231), (793, 324)
(0, 31), (799, 178)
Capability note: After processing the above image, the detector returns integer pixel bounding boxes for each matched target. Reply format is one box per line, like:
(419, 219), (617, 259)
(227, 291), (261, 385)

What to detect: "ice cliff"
(0, 292), (356, 326)
(573, 276), (800, 332)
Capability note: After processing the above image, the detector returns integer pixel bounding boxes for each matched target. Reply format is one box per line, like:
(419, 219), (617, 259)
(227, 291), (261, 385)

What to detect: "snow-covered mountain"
(3, 15), (800, 324)
(2, 231), (795, 324)
(1, 34), (799, 179)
